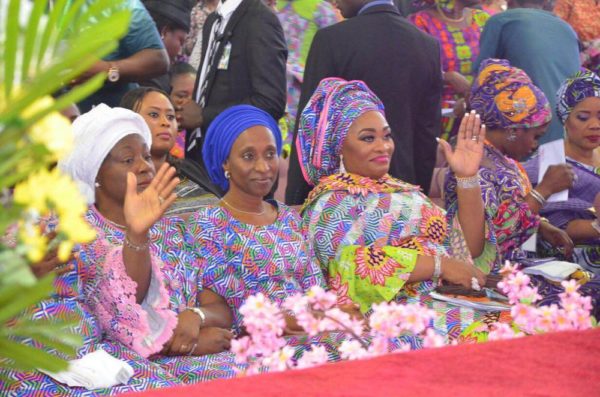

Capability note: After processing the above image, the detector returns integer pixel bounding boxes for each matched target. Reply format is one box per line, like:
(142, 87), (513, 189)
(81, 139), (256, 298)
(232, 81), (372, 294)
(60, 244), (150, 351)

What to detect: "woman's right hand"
(123, 162), (179, 238)
(440, 257), (486, 290)
(537, 164), (575, 197)
(193, 327), (233, 355)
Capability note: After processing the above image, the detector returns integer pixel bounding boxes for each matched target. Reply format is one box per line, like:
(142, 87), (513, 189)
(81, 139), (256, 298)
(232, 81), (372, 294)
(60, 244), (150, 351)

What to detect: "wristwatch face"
(107, 67), (119, 82)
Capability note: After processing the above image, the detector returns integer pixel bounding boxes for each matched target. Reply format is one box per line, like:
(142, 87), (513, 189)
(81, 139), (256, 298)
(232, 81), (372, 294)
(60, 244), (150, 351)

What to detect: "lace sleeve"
(82, 240), (177, 358)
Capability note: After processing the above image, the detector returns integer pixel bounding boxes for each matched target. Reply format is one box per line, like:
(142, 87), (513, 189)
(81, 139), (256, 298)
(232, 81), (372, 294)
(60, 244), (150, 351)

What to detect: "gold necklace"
(221, 199), (266, 216)
(437, 3), (466, 23)
(104, 217), (127, 230)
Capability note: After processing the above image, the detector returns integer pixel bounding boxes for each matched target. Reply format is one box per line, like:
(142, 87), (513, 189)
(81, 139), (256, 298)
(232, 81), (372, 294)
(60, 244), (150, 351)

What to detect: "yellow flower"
(14, 168), (96, 263)
(58, 212), (96, 245)
(58, 240), (74, 262)
(18, 221), (48, 263)
(13, 170), (52, 214)
(22, 96), (73, 160)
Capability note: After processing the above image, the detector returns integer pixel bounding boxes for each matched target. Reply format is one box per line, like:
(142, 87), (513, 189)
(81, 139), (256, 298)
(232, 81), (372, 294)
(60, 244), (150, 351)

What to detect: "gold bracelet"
(456, 174), (479, 189)
(124, 234), (149, 251)
(187, 307), (206, 327)
(591, 219), (600, 236)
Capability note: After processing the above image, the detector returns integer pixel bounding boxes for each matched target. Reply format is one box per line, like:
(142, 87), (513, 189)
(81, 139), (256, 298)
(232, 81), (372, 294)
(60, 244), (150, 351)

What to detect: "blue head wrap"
(202, 105), (282, 191)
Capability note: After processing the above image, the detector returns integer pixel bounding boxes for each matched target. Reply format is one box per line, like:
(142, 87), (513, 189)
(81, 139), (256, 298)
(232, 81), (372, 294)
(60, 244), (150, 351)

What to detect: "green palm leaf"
(0, 0), (133, 378)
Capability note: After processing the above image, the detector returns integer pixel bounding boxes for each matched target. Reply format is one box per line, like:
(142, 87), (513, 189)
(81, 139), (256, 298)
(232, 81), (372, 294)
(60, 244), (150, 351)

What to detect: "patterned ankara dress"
(445, 144), (600, 317)
(410, 9), (489, 139)
(188, 203), (354, 361)
(301, 173), (486, 342)
(0, 207), (238, 396)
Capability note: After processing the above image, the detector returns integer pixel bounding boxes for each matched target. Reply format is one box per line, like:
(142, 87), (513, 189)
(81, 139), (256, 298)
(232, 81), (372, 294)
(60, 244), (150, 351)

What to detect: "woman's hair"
(120, 87), (173, 113)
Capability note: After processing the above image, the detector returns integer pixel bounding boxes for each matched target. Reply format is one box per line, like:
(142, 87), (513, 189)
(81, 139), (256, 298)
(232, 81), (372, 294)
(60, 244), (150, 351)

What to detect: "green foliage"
(0, 0), (131, 378)
(460, 321), (489, 343)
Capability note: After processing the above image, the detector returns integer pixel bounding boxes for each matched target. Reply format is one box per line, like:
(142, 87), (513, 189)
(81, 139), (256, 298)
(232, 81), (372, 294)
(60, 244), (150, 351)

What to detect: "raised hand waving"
(438, 110), (486, 178)
(124, 163), (179, 237)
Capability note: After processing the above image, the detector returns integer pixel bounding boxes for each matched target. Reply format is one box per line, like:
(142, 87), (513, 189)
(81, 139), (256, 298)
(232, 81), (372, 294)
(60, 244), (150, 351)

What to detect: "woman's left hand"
(124, 163), (179, 237)
(439, 110), (486, 178)
(160, 309), (202, 356)
(539, 220), (574, 258)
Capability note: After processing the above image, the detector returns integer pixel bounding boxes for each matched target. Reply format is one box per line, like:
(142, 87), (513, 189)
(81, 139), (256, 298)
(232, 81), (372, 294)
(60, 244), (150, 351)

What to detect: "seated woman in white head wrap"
(2, 105), (240, 395)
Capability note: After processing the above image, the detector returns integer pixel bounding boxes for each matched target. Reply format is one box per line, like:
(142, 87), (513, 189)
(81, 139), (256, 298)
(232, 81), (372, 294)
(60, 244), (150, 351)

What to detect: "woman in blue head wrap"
(189, 105), (360, 351)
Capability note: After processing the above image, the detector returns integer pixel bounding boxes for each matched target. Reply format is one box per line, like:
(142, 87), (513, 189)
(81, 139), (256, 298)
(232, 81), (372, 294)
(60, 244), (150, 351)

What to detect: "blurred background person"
(76, 0), (169, 112)
(142, 0), (195, 92)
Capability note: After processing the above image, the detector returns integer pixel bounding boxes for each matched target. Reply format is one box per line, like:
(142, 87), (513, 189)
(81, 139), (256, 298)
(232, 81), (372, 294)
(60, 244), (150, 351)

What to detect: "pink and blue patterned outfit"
(0, 207), (239, 396)
(187, 203), (355, 359)
(187, 204), (322, 325)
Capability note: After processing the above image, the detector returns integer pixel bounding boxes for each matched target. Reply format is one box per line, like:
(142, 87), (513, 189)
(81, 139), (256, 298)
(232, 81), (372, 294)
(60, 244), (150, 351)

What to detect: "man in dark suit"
(285, 0), (443, 205)
(179, 0), (287, 161)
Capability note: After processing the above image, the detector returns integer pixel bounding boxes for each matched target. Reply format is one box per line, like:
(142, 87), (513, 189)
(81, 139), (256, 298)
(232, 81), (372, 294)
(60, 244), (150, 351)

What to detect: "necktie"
(187, 14), (223, 153)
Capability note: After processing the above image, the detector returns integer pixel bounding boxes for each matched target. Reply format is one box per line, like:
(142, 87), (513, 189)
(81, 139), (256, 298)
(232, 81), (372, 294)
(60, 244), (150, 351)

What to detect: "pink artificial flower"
(367, 336), (390, 356)
(553, 310), (573, 331)
(488, 323), (523, 341)
(511, 303), (539, 333)
(422, 328), (445, 348)
(296, 346), (329, 369)
(560, 279), (580, 295)
(306, 285), (337, 311)
(263, 346), (295, 372)
(339, 340), (369, 360)
(499, 260), (519, 276)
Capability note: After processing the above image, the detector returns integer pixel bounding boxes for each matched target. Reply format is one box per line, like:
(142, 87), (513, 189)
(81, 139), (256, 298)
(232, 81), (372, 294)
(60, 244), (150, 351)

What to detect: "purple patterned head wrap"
(297, 77), (385, 186)
(556, 69), (600, 125)
(470, 59), (552, 130)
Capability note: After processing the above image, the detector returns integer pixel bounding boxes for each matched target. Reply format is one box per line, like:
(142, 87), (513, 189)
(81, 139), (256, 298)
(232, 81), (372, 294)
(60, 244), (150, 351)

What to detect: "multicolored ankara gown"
(301, 172), (487, 342)
(0, 206), (238, 397)
(445, 144), (600, 317)
(410, 8), (490, 139)
(187, 203), (364, 361)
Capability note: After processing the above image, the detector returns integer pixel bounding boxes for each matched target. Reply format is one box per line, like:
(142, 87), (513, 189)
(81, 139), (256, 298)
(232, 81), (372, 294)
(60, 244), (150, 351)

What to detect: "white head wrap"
(58, 104), (152, 204)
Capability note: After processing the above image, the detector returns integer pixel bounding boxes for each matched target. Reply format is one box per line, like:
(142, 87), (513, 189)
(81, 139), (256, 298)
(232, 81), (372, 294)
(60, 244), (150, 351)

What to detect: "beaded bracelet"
(530, 189), (547, 207)
(591, 219), (600, 236)
(456, 174), (479, 189)
(124, 234), (149, 251)
(432, 255), (442, 285)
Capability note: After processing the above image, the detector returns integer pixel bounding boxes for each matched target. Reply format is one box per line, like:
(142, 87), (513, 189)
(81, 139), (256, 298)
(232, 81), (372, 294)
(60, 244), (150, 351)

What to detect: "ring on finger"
(187, 343), (198, 356)
(158, 196), (165, 205)
(471, 135), (479, 141)
(181, 344), (188, 352)
(471, 277), (481, 291)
